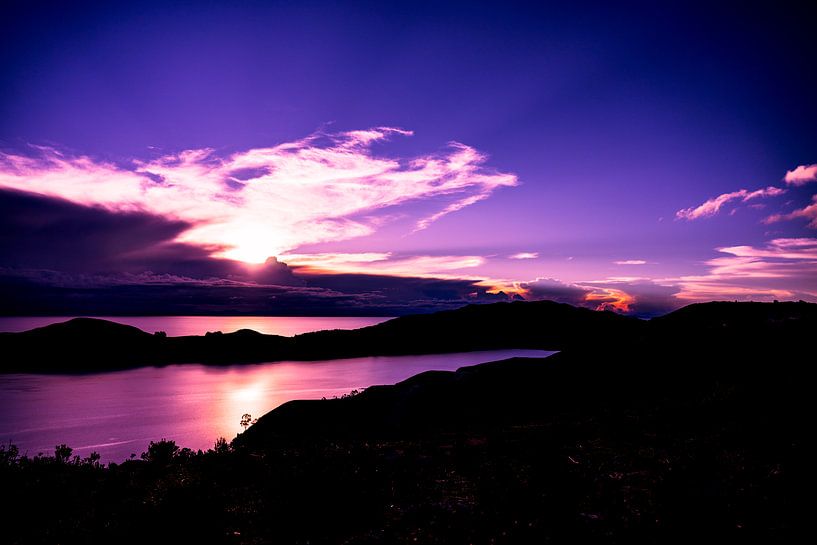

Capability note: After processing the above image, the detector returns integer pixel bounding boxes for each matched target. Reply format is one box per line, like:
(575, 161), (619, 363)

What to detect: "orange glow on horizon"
(584, 288), (635, 313)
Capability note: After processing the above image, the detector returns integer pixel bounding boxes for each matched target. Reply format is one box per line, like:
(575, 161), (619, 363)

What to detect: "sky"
(1, 0), (815, 317)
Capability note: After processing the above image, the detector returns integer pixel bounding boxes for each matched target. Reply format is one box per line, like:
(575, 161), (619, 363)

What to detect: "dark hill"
(0, 300), (642, 372)
(236, 300), (813, 445)
(1, 300), (813, 375)
(228, 301), (811, 542)
(289, 299), (643, 359)
(20, 317), (152, 340)
(652, 299), (817, 333)
(2, 300), (812, 543)
(1, 318), (160, 371)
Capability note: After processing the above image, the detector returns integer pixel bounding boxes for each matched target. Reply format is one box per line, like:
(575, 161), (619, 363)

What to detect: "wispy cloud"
(614, 259), (647, 265)
(716, 238), (817, 260)
(0, 128), (517, 263)
(281, 251), (525, 296)
(764, 194), (817, 228)
(676, 186), (785, 220)
(281, 252), (484, 277)
(784, 163), (817, 185)
(571, 238), (817, 312)
(509, 252), (538, 260)
(675, 238), (817, 301)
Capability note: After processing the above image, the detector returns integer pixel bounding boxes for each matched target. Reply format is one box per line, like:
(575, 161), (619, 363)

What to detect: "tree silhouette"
(240, 413), (252, 431)
(213, 437), (231, 454)
(141, 439), (179, 464)
(54, 444), (72, 463)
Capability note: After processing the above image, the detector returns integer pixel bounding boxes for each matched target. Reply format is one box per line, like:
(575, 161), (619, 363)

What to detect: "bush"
(141, 439), (179, 464)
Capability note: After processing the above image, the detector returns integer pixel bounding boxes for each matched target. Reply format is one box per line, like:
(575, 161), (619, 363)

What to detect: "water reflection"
(0, 350), (554, 462)
(0, 315), (391, 336)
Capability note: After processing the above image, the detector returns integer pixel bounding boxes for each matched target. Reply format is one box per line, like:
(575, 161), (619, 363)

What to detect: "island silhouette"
(5, 299), (641, 372)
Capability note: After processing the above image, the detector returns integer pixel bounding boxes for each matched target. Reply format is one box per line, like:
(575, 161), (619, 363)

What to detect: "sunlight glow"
(0, 129), (517, 264)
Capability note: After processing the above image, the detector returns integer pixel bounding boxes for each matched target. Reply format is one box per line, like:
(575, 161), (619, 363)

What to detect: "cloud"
(300, 272), (514, 308)
(676, 186), (786, 220)
(593, 280), (680, 317)
(0, 189), (302, 285)
(519, 277), (592, 307)
(281, 252), (485, 277)
(784, 163), (817, 185)
(569, 278), (682, 316)
(518, 277), (645, 314)
(282, 251), (530, 297)
(0, 270), (367, 316)
(675, 238), (817, 302)
(0, 188), (528, 314)
(764, 194), (817, 228)
(509, 252), (538, 260)
(519, 270), (791, 317)
(0, 265), (515, 316)
(582, 287), (635, 313)
(614, 260), (647, 265)
(413, 191), (491, 232)
(0, 128), (517, 264)
(716, 238), (817, 260)
(677, 163), (817, 225)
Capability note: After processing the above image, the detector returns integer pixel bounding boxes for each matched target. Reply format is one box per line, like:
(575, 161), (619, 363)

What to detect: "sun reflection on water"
(1, 349), (555, 462)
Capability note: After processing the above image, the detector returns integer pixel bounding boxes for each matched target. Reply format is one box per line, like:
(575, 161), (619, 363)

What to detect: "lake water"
(0, 316), (391, 336)
(0, 350), (554, 462)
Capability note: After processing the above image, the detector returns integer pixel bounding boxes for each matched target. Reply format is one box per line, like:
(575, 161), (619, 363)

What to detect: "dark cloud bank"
(1, 190), (682, 317)
(0, 190), (515, 316)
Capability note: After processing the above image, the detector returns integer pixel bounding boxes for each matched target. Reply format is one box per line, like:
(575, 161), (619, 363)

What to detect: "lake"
(0, 349), (555, 462)
(0, 315), (392, 336)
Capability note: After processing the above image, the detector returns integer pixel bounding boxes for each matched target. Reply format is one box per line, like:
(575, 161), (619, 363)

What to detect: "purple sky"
(1, 0), (815, 317)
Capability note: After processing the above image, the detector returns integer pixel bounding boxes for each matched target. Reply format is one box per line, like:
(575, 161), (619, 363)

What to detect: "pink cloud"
(783, 163), (817, 185)
(675, 238), (817, 301)
(281, 252), (484, 277)
(583, 287), (635, 313)
(674, 283), (797, 301)
(577, 278), (681, 316)
(0, 129), (517, 263)
(614, 260), (647, 265)
(676, 186), (786, 220)
(520, 238), (817, 313)
(414, 192), (491, 232)
(280, 251), (525, 296)
(509, 252), (538, 260)
(764, 194), (817, 228)
(518, 277), (637, 313)
(743, 186), (787, 200)
(716, 238), (817, 260)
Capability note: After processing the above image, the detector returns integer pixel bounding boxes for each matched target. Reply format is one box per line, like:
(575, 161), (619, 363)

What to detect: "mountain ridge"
(2, 299), (814, 373)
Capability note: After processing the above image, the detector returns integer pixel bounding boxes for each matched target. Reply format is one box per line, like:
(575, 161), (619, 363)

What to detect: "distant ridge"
(22, 317), (152, 340)
(652, 300), (816, 329)
(1, 300), (814, 373)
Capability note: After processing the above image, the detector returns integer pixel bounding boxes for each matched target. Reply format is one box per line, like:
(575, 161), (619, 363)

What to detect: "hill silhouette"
(2, 300), (811, 543)
(3, 299), (815, 373)
(227, 300), (811, 542)
(236, 301), (815, 444)
(0, 300), (642, 372)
